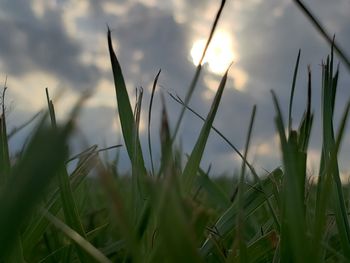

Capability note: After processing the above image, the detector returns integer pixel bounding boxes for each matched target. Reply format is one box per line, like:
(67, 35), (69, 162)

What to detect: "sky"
(0, 0), (350, 177)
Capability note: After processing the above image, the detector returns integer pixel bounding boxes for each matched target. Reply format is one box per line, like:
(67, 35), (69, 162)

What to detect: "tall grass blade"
(234, 105), (256, 262)
(148, 70), (161, 176)
(319, 50), (350, 258)
(172, 0), (227, 140)
(0, 87), (10, 184)
(288, 50), (301, 133)
(182, 68), (228, 194)
(107, 28), (146, 175)
(0, 122), (71, 258)
(297, 66), (313, 152)
(42, 210), (112, 263)
(293, 0), (350, 71)
(272, 90), (311, 262)
(132, 87), (146, 222)
(159, 92), (174, 178)
(313, 100), (350, 261)
(22, 146), (97, 254)
(45, 89), (90, 262)
(170, 93), (280, 229)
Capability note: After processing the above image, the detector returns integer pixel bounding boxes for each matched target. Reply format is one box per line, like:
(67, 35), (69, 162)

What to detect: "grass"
(1, 0), (350, 262)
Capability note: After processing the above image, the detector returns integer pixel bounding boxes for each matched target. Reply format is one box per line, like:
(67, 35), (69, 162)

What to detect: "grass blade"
(42, 210), (112, 263)
(272, 90), (311, 262)
(45, 89), (90, 262)
(0, 121), (71, 258)
(293, 0), (350, 71)
(234, 105), (256, 261)
(288, 49), (301, 133)
(0, 86), (10, 184)
(148, 70), (161, 176)
(107, 28), (146, 175)
(172, 0), (227, 140)
(182, 68), (228, 194)
(22, 146), (98, 254)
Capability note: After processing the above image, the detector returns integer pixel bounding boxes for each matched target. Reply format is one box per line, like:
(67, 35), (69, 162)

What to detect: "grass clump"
(1, 1), (350, 262)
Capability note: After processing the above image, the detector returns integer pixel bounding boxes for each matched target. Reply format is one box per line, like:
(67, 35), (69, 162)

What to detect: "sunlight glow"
(190, 31), (236, 74)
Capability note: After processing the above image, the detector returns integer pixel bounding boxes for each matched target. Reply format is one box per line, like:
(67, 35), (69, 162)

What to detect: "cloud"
(0, 0), (101, 90)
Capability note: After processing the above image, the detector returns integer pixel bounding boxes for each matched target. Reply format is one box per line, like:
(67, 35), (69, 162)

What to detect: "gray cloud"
(0, 0), (101, 90)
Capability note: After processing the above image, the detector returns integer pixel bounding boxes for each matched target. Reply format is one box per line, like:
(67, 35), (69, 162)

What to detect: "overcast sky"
(0, 0), (350, 176)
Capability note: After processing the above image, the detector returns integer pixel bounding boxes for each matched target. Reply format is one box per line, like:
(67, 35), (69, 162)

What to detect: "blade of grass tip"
(0, 85), (10, 183)
(170, 92), (280, 230)
(45, 88), (57, 128)
(293, 0), (350, 71)
(158, 91), (174, 178)
(235, 105), (256, 262)
(148, 70), (161, 177)
(132, 87), (146, 223)
(288, 49), (301, 134)
(297, 65), (313, 152)
(45, 89), (91, 262)
(170, 92), (255, 185)
(182, 66), (229, 194)
(172, 0), (227, 141)
(42, 210), (112, 263)
(107, 28), (146, 175)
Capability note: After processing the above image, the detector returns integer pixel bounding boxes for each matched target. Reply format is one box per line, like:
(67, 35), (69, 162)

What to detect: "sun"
(190, 31), (236, 75)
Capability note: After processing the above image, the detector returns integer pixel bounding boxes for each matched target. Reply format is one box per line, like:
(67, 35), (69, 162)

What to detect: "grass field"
(1, 0), (350, 262)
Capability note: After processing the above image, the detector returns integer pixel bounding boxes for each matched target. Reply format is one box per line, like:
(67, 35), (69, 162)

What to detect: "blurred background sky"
(0, 0), (350, 177)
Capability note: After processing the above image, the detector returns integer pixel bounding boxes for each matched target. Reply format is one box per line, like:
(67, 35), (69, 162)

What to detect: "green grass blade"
(159, 92), (175, 178)
(182, 68), (228, 194)
(318, 52), (350, 257)
(297, 66), (313, 152)
(0, 86), (26, 263)
(22, 146), (97, 254)
(272, 90), (311, 262)
(170, 93), (280, 230)
(293, 0), (350, 71)
(107, 28), (146, 175)
(313, 101), (350, 261)
(45, 89), (90, 262)
(42, 210), (112, 263)
(172, 0), (227, 140)
(0, 87), (10, 184)
(0, 122), (70, 258)
(288, 49), (301, 133)
(131, 87), (147, 223)
(235, 105), (256, 262)
(148, 70), (161, 177)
